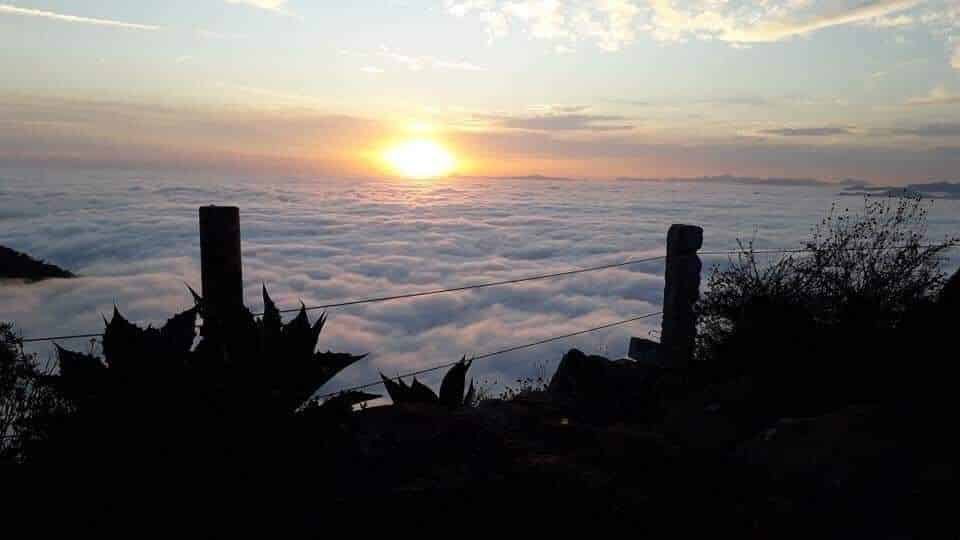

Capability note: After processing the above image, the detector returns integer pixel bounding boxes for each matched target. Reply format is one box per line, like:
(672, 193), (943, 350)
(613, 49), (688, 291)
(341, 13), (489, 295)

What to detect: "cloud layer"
(2, 171), (959, 399)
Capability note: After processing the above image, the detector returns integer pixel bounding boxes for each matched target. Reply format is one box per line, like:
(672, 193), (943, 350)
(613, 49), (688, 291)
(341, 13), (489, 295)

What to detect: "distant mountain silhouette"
(456, 174), (583, 182)
(458, 174), (837, 185)
(0, 245), (74, 281)
(841, 181), (960, 199)
(618, 175), (829, 186)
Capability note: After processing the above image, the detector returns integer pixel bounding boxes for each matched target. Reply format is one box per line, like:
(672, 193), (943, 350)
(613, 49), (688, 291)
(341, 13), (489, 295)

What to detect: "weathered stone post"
(199, 206), (243, 317)
(660, 224), (703, 368)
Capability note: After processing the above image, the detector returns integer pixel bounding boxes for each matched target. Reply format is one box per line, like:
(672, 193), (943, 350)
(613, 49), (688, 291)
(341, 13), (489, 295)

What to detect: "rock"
(628, 337), (663, 366)
(547, 348), (662, 422)
(940, 268), (960, 309)
(736, 405), (907, 490)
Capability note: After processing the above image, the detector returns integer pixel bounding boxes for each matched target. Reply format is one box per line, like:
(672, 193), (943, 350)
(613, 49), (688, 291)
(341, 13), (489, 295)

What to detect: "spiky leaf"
(102, 307), (146, 371)
(319, 391), (380, 411)
(409, 378), (439, 403)
(54, 345), (106, 401)
(186, 284), (203, 306)
(55, 345), (105, 379)
(283, 304), (318, 360)
(310, 351), (367, 390)
(463, 380), (476, 407)
(439, 356), (472, 409)
(381, 373), (410, 404)
(260, 285), (282, 336)
(159, 307), (198, 356)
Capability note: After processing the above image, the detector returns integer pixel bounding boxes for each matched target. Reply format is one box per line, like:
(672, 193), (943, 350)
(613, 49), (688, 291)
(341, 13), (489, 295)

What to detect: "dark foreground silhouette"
(5, 278), (958, 536)
(3, 198), (958, 536)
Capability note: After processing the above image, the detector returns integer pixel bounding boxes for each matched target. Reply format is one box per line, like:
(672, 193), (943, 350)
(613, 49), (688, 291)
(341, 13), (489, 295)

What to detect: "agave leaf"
(285, 303), (311, 333)
(160, 306), (198, 356)
(261, 284), (283, 335)
(299, 390), (381, 422)
(463, 380), (476, 407)
(439, 356), (472, 409)
(310, 312), (326, 348)
(318, 390), (380, 411)
(409, 378), (439, 404)
(186, 284), (203, 306)
(102, 306), (147, 371)
(380, 373), (410, 404)
(54, 345), (106, 401)
(268, 352), (369, 411)
(55, 344), (105, 379)
(283, 303), (317, 359)
(310, 351), (367, 390)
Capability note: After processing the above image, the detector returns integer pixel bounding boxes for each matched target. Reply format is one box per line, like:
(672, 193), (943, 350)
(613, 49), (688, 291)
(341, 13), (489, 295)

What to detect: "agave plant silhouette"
(380, 357), (475, 409)
(51, 285), (367, 416)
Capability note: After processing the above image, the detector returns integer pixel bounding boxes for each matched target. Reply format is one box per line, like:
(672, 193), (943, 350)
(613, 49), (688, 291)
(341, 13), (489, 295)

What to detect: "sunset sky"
(2, 0), (959, 182)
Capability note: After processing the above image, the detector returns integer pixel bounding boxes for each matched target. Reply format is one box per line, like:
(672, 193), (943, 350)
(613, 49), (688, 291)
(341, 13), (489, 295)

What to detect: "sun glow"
(384, 139), (456, 179)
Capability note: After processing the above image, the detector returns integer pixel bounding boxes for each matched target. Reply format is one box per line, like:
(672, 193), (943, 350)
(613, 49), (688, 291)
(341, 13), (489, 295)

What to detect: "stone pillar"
(199, 206), (243, 317)
(660, 224), (703, 368)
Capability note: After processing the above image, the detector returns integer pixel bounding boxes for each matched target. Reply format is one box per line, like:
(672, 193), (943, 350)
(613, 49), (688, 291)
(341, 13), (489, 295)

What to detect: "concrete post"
(660, 224), (703, 368)
(199, 206), (243, 317)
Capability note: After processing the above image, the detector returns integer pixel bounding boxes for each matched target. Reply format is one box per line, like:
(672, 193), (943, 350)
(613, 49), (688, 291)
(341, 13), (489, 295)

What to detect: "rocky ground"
(275, 347), (952, 536)
(7, 349), (953, 537)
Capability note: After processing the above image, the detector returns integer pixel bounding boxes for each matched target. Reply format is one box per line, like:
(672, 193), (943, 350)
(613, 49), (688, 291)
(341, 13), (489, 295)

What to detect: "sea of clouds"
(2, 168), (959, 399)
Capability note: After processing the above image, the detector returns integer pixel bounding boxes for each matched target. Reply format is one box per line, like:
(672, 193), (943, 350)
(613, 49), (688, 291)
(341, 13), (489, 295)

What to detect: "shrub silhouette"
(695, 196), (958, 418)
(0, 323), (69, 463)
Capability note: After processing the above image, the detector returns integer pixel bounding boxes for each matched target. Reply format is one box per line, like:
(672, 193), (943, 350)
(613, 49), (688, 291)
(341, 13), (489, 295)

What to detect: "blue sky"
(2, 0), (960, 182)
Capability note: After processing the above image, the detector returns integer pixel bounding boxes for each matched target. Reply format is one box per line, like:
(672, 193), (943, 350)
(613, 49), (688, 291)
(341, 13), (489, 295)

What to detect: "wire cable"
(22, 255), (667, 342)
(18, 243), (957, 343)
(269, 254), (667, 315)
(314, 310), (663, 400)
(21, 332), (104, 344)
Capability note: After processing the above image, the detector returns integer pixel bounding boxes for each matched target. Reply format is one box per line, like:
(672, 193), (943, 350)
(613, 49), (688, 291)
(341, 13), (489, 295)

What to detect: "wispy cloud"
(446, 0), (642, 52)
(476, 111), (635, 132)
(888, 123), (960, 136)
(340, 47), (488, 72)
(907, 85), (960, 105)
(447, 0), (939, 51)
(197, 29), (248, 40)
(0, 3), (159, 30)
(223, 0), (297, 17)
(649, 0), (925, 43)
(760, 127), (854, 137)
(380, 46), (487, 71)
(528, 104), (592, 114)
(210, 82), (329, 109)
(736, 0), (924, 42)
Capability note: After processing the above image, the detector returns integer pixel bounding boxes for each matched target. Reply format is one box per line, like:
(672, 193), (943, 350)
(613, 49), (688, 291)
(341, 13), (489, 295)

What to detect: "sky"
(2, 0), (960, 182)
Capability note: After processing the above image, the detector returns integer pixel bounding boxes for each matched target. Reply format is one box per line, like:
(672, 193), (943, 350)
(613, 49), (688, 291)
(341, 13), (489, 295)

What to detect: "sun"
(383, 139), (456, 179)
